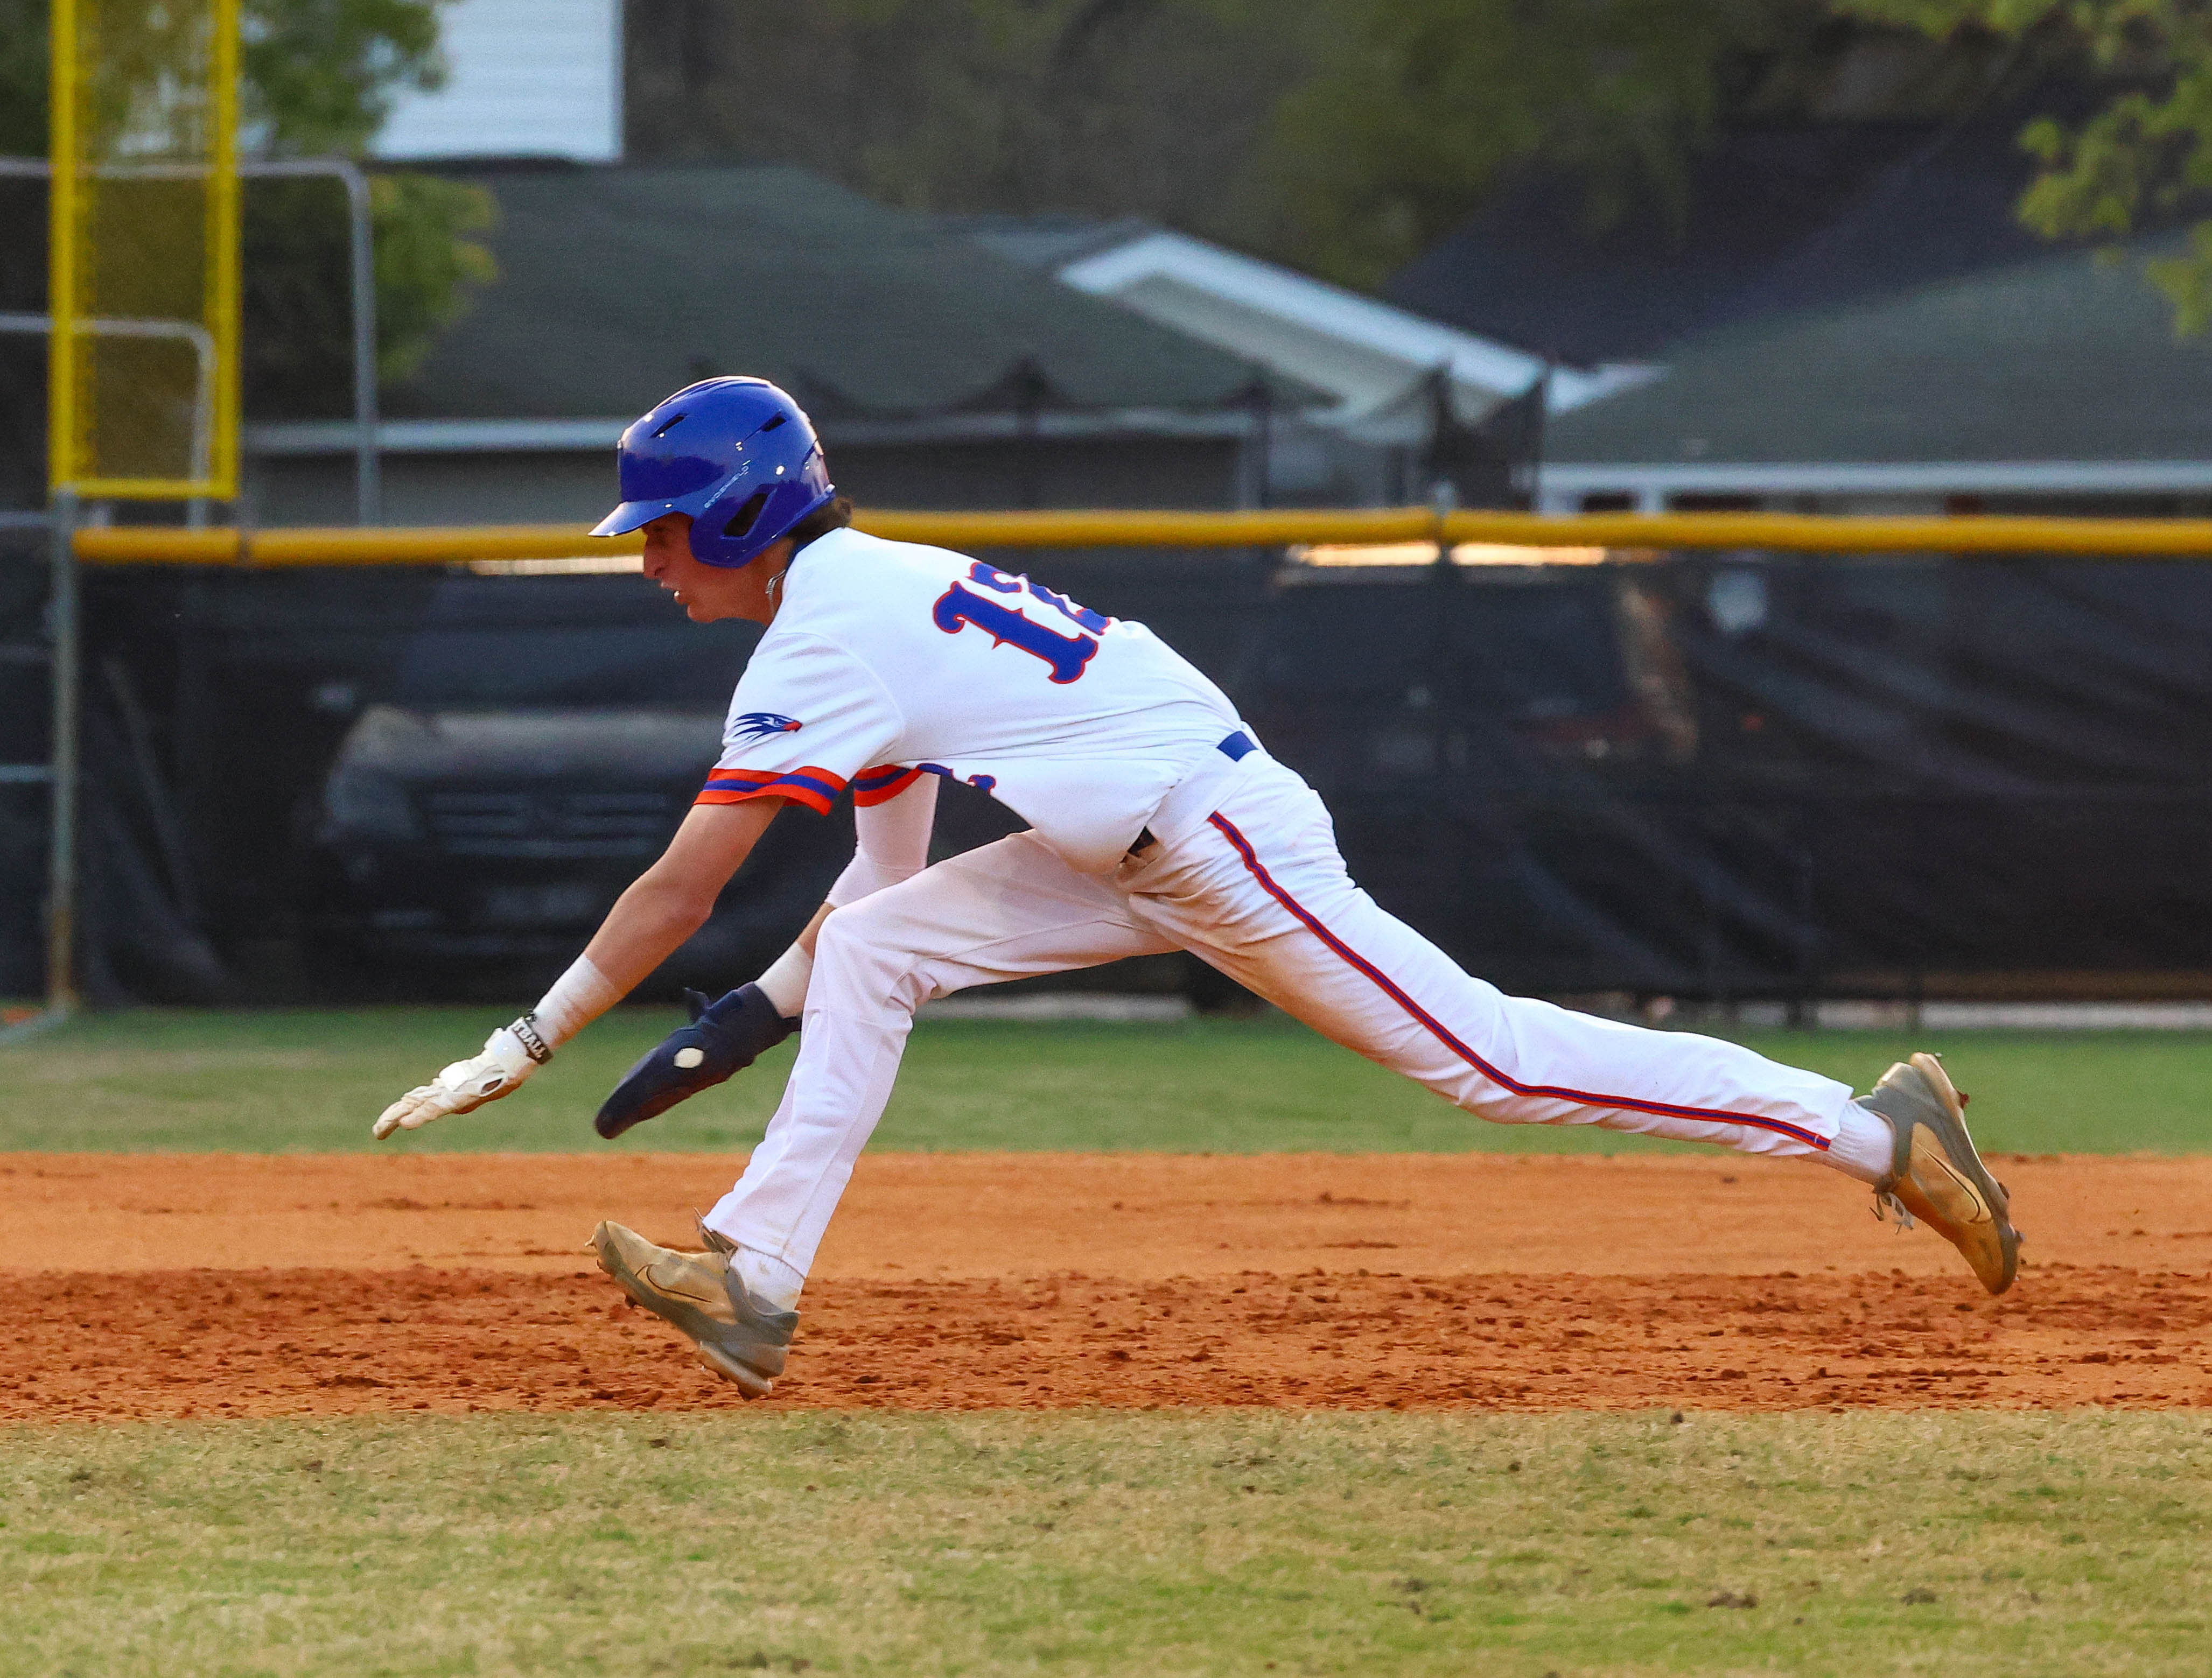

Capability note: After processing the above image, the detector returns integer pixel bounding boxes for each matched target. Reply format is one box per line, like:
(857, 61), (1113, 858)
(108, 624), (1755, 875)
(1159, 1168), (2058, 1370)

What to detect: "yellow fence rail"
(69, 507), (2212, 567)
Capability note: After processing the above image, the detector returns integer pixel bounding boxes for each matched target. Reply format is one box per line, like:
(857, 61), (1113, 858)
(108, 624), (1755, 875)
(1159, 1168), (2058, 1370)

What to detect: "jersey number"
(932, 562), (1108, 684)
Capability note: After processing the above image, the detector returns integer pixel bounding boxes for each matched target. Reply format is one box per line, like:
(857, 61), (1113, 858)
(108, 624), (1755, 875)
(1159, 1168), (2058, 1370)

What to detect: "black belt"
(1129, 731), (1255, 855)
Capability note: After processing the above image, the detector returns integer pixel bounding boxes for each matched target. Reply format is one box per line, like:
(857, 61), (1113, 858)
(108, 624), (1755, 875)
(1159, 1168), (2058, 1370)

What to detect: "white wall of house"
(372, 0), (623, 163)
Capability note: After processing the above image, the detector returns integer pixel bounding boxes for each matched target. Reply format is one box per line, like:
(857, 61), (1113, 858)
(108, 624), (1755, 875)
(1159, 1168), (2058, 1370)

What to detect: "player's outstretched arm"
(373, 799), (786, 1139)
(594, 771), (940, 1137)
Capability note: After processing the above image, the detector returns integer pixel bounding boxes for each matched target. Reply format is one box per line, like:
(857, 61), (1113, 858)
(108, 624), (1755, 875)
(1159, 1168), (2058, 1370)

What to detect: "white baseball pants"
(703, 752), (1858, 1278)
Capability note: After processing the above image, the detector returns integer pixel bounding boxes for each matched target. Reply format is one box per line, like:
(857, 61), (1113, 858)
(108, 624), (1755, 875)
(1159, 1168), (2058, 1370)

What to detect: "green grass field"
(1, 1005), (2207, 1155)
(3, 1412), (2206, 1677)
(5, 1008), (2207, 1676)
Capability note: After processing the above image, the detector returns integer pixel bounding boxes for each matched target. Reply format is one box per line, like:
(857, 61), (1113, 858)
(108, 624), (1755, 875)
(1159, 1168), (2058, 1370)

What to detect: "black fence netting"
(15, 544), (2212, 1005)
(0, 536), (49, 996)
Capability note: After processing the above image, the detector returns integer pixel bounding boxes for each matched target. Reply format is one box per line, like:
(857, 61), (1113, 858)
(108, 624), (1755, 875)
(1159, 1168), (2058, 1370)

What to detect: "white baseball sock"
(1821, 1099), (1896, 1185)
(732, 1243), (806, 1311)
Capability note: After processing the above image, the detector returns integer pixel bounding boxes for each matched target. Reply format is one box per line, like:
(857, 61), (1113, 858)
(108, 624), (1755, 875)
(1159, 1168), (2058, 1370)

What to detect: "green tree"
(1269, 0), (1838, 290)
(626, 0), (1332, 263)
(1836, 2), (2212, 328)
(240, 0), (498, 398)
(629, 0), (1879, 291)
(242, 0), (444, 153)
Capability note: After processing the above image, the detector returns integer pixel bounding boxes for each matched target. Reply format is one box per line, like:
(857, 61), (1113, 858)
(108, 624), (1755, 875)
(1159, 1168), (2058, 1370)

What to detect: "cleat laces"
(1873, 1189), (1916, 1233)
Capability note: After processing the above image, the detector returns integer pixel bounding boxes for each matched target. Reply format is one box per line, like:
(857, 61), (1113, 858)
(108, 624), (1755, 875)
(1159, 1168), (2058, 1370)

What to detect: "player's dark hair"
(787, 496), (855, 553)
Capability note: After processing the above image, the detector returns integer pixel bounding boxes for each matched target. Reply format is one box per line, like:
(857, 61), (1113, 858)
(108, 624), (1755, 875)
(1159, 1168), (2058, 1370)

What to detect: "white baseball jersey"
(701, 528), (1244, 872)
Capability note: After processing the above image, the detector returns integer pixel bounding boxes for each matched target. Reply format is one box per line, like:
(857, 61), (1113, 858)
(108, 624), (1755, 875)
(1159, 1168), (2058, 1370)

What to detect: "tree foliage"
(629, 0), (1872, 287)
(628, 1), (1989, 290)
(241, 0), (445, 155)
(627, 0), (1331, 264)
(1268, 0), (1819, 290)
(1833, 1), (2212, 328)
(648, 0), (2210, 334)
(244, 171), (495, 412)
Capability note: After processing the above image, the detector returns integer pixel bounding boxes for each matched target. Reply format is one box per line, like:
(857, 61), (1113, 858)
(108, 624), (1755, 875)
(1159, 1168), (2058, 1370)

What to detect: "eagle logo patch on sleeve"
(730, 711), (804, 742)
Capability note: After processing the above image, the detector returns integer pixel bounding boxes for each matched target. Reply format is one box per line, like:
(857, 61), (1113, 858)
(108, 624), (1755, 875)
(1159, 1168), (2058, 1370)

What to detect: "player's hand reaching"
(373, 1017), (551, 1139)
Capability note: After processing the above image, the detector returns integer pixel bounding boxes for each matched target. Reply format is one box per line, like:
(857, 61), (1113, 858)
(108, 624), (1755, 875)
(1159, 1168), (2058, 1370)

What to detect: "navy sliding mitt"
(594, 984), (798, 1139)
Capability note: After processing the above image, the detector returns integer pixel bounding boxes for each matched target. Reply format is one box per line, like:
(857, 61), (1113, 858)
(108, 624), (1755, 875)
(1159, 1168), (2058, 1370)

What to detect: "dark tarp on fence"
(1236, 553), (2212, 997)
(12, 545), (2212, 1004)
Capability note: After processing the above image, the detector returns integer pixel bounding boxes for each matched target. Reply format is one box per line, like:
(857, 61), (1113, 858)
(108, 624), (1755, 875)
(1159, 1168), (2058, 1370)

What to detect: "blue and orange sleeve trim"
(697, 766), (848, 816)
(852, 764), (925, 808)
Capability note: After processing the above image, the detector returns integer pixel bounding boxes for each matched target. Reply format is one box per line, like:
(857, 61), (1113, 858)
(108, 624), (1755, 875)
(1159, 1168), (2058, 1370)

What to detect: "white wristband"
(754, 943), (813, 1018)
(531, 954), (622, 1049)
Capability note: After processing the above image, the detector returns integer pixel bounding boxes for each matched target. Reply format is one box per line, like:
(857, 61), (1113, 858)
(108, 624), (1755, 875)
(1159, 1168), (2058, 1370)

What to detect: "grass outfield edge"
(4, 1009), (2208, 1155)
(3, 1410), (2208, 1676)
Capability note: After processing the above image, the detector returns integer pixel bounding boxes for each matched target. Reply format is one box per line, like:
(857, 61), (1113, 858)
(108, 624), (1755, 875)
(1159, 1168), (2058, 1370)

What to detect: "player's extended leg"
(701, 831), (1177, 1288)
(1118, 758), (2018, 1290)
(1123, 762), (1851, 1154)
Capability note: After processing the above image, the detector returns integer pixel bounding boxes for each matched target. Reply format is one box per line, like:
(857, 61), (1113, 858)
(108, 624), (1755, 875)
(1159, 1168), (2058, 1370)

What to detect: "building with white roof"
(1052, 227), (1650, 430)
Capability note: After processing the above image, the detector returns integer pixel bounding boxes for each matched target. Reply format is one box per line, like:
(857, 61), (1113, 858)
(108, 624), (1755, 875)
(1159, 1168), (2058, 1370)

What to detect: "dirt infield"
(2, 1152), (2207, 1417)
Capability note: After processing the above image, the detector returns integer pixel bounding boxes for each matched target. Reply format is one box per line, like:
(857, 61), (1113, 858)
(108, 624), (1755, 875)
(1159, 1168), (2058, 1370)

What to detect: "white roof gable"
(372, 0), (622, 163)
(1056, 229), (1651, 423)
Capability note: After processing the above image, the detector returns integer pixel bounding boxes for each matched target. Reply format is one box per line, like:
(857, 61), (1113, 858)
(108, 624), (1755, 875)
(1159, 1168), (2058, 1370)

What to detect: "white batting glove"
(373, 1016), (551, 1139)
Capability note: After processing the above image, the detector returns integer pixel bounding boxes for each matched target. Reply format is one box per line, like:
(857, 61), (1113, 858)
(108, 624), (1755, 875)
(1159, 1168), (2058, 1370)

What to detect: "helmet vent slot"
(722, 489), (772, 540)
(650, 412), (688, 438)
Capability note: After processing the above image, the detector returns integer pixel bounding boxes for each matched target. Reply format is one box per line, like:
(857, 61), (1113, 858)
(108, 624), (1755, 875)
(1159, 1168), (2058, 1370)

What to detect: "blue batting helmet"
(590, 377), (835, 568)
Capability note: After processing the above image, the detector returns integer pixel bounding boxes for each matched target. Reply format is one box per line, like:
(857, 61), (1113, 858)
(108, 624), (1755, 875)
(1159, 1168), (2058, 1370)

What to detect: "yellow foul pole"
(36, 0), (243, 1026)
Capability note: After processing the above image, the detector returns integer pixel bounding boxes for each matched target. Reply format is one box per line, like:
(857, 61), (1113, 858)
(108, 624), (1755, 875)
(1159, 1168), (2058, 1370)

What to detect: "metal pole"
(236, 158), (379, 523)
(336, 162), (379, 524)
(44, 486), (80, 1014)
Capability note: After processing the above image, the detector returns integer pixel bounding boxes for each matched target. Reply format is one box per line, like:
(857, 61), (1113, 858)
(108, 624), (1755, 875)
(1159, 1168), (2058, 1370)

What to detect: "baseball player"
(375, 376), (2022, 1397)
